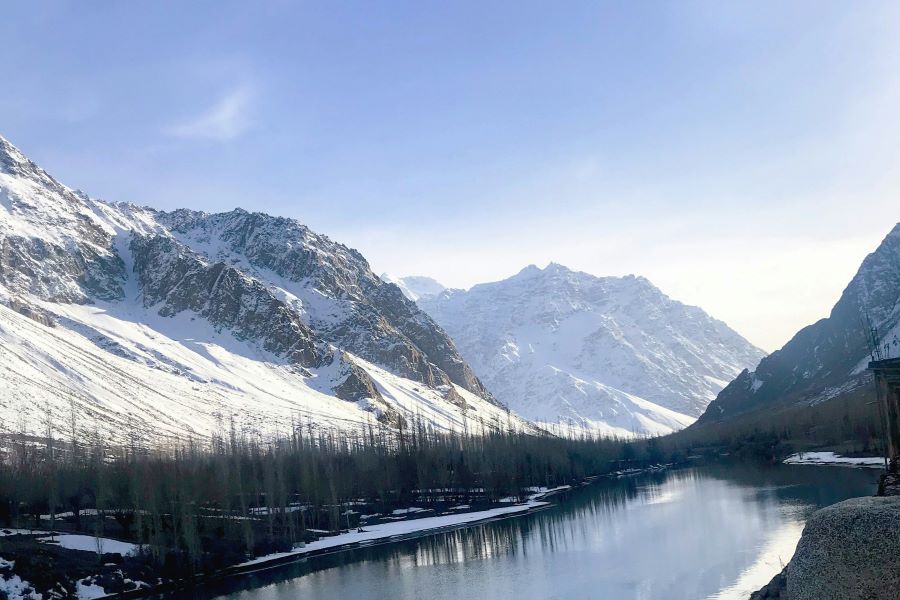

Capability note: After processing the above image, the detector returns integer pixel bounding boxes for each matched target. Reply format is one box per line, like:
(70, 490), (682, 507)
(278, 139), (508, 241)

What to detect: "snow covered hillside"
(0, 135), (527, 443)
(381, 274), (446, 301)
(419, 264), (766, 437)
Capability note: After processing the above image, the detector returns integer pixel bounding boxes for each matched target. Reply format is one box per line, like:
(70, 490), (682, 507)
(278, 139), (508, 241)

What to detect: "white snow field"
(783, 452), (885, 468)
(0, 298), (520, 443)
(237, 486), (567, 570)
(37, 534), (140, 556)
(0, 560), (41, 600)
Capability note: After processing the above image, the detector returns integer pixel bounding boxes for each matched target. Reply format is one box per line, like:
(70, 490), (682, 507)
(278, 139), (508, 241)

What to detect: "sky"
(2, 1), (899, 351)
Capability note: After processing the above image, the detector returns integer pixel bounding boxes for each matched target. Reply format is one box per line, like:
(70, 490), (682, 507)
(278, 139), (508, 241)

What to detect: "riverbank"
(0, 485), (576, 600)
(751, 460), (898, 599)
(782, 451), (885, 468)
(232, 485), (568, 572)
(0, 463), (678, 600)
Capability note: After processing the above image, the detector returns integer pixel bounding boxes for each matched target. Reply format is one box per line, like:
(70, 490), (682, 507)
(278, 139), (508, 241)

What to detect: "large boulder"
(753, 496), (900, 600)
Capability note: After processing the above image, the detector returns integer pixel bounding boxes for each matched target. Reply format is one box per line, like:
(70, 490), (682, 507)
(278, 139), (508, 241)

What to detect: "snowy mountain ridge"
(419, 263), (766, 437)
(0, 135), (525, 443)
(380, 274), (446, 301)
(698, 223), (900, 423)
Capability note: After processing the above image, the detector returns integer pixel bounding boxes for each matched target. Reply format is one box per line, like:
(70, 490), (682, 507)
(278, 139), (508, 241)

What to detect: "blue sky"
(3, 1), (899, 350)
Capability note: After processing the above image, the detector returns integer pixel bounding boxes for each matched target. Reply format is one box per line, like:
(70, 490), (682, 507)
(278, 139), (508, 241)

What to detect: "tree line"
(0, 413), (668, 576)
(1, 383), (883, 579)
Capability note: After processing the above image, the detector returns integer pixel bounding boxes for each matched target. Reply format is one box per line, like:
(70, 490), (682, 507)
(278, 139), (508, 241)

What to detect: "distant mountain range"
(380, 274), (446, 302)
(697, 223), (900, 425)
(417, 264), (766, 437)
(10, 131), (867, 444)
(0, 135), (527, 443)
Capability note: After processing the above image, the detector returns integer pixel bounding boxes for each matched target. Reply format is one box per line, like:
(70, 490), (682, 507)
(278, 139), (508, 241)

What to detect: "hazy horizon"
(4, 1), (899, 351)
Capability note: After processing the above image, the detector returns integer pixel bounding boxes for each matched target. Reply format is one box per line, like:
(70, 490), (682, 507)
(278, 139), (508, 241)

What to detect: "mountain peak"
(515, 262), (573, 279)
(381, 273), (446, 301)
(0, 135), (40, 177)
(545, 262), (571, 274)
(419, 265), (766, 434)
(0, 133), (512, 439)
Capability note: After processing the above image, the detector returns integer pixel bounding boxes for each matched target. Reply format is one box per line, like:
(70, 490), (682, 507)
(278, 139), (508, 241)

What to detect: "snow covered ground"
(0, 559), (41, 600)
(0, 297), (524, 443)
(37, 534), (140, 556)
(0, 529), (49, 537)
(237, 491), (562, 569)
(0, 534), (144, 600)
(783, 452), (885, 468)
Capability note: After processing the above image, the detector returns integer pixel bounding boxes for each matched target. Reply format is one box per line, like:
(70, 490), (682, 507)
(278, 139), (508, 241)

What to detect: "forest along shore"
(1, 422), (678, 600)
(0, 482), (608, 600)
(2, 403), (886, 600)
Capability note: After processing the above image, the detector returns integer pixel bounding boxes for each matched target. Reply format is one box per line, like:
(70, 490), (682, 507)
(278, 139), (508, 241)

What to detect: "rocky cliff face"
(156, 208), (490, 399)
(418, 263), (765, 436)
(751, 496), (900, 600)
(699, 224), (900, 424)
(0, 137), (124, 302)
(130, 233), (321, 368)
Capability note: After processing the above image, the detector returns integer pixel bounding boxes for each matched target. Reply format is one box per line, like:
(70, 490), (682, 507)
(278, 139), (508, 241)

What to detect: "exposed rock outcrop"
(0, 133), (517, 439)
(131, 234), (322, 367)
(0, 137), (124, 302)
(750, 496), (900, 600)
(158, 208), (493, 401)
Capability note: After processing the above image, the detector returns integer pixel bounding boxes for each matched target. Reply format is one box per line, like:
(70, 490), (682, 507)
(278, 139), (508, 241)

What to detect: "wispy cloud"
(167, 85), (255, 142)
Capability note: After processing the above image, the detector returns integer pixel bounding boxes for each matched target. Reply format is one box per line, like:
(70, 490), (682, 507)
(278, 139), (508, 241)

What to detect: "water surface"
(179, 463), (879, 600)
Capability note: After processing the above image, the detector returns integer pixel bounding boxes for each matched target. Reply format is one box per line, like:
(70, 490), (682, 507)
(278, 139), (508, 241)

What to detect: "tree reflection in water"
(160, 463), (877, 600)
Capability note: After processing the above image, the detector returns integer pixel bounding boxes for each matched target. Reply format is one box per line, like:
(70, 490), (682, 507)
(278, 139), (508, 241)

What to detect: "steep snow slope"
(419, 264), (765, 437)
(0, 298), (517, 442)
(0, 135), (524, 442)
(699, 223), (900, 423)
(381, 274), (446, 301)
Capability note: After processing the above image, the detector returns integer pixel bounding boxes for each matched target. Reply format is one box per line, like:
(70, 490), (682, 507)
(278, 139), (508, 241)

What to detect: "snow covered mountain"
(418, 264), (766, 437)
(380, 274), (446, 302)
(0, 135), (526, 444)
(698, 223), (900, 424)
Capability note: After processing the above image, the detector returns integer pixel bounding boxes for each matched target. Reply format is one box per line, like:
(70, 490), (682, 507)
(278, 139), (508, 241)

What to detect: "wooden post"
(869, 358), (900, 466)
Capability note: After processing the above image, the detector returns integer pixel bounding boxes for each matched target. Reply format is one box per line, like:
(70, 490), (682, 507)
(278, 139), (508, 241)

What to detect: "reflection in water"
(171, 463), (877, 600)
(709, 519), (803, 600)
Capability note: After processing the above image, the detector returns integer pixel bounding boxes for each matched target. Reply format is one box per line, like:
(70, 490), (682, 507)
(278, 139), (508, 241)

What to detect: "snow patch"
(783, 452), (885, 468)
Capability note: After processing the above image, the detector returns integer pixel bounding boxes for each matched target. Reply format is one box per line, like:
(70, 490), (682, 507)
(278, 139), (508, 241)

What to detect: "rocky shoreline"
(751, 467), (900, 600)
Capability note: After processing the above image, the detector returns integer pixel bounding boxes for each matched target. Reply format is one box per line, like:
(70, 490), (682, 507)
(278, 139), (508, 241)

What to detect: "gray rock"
(131, 234), (321, 367)
(750, 568), (786, 599)
(768, 496), (900, 600)
(157, 208), (495, 402)
(0, 137), (125, 303)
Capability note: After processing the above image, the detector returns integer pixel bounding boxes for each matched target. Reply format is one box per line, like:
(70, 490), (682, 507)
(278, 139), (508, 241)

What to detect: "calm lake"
(174, 463), (879, 600)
